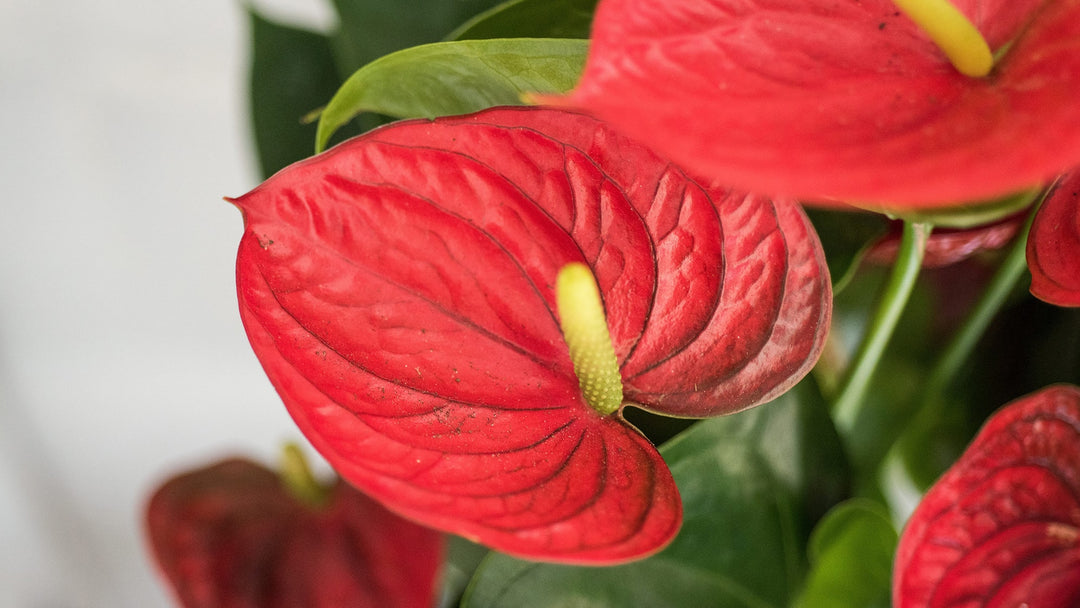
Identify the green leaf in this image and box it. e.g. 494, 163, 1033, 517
462, 379, 849, 608
324, 0, 507, 136
804, 208, 889, 296
315, 38, 588, 152
248, 8, 343, 177
447, 0, 600, 40
796, 499, 897, 608
436, 535, 489, 608
329, 0, 505, 74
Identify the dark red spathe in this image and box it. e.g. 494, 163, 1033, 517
1028, 172, 1080, 307
893, 384, 1080, 607
145, 458, 443, 608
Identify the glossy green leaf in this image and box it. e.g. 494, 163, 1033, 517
329, 0, 505, 74
324, 0, 505, 136
248, 9, 342, 177
447, 0, 599, 40
745, 379, 851, 528
796, 499, 897, 608
462, 379, 849, 608
315, 38, 587, 152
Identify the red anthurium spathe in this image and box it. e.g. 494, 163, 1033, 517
231, 106, 831, 563
867, 213, 1024, 268
145, 453, 442, 608
893, 384, 1080, 607
540, 0, 1080, 206
1028, 172, 1080, 307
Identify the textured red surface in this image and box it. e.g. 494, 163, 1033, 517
544, 0, 1080, 206
145, 458, 442, 608
1028, 173, 1080, 307
232, 107, 831, 563
893, 384, 1080, 607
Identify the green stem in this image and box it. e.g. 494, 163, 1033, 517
279, 442, 331, 507
833, 221, 932, 435
924, 217, 1033, 401
892, 203, 1038, 466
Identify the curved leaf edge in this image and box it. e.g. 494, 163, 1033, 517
315, 38, 588, 152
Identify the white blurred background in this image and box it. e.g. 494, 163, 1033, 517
0, 1, 335, 605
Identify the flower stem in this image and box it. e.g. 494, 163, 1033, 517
556, 262, 623, 416
892, 202, 1038, 465
279, 442, 331, 507
893, 0, 993, 77
926, 220, 1032, 401
833, 221, 931, 435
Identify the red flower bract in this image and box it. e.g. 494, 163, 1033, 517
232, 106, 831, 563
542, 0, 1080, 206
1028, 172, 1080, 307
893, 384, 1080, 607
866, 214, 1025, 268
145, 457, 442, 608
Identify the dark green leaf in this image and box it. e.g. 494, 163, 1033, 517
462, 380, 849, 608
436, 536, 489, 608
796, 500, 896, 608
248, 9, 342, 177
898, 394, 973, 490
315, 38, 588, 152
329, 0, 505, 74
898, 279, 1074, 490
804, 208, 889, 295
447, 0, 600, 40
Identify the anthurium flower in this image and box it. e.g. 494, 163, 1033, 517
893, 384, 1080, 607
145, 450, 442, 608
539, 0, 1080, 206
1028, 172, 1080, 307
231, 106, 831, 563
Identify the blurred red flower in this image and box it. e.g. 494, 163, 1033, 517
544, 0, 1080, 207
145, 455, 442, 608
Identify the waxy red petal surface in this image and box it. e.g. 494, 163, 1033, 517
544, 0, 1080, 206
1028, 172, 1080, 307
893, 384, 1080, 608
232, 107, 830, 562
145, 458, 442, 608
